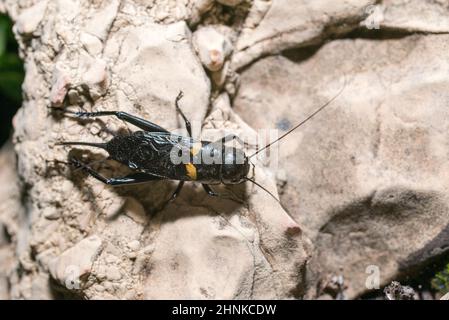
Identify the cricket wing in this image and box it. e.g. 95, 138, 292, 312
129, 132, 193, 179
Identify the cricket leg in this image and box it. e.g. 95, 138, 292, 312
202, 184, 244, 204
174, 91, 192, 138
167, 181, 185, 202
70, 158, 162, 186
202, 184, 220, 197
57, 110, 169, 133
155, 181, 185, 213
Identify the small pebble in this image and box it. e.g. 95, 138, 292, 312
193, 27, 233, 72
107, 266, 122, 281
43, 207, 60, 220
127, 240, 140, 251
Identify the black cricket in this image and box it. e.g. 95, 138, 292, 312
56, 88, 343, 204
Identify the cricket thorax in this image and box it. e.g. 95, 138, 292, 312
181, 144, 250, 184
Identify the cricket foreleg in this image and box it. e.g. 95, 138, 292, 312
154, 181, 185, 213
168, 181, 185, 202
202, 184, 219, 197
202, 184, 245, 204
174, 91, 192, 137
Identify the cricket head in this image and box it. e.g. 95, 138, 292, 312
221, 148, 250, 184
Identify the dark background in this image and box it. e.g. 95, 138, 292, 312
0, 14, 24, 147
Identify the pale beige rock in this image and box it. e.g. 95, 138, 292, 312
232, 0, 449, 70
380, 0, 449, 32
232, 0, 376, 69
104, 20, 211, 137
123, 0, 215, 25
84, 0, 120, 41
80, 32, 103, 56
49, 235, 103, 282
1, 0, 309, 300
15, 0, 48, 35
50, 64, 72, 107
80, 56, 108, 101
0, 144, 21, 300
234, 34, 449, 298
3, 0, 447, 301
193, 26, 233, 72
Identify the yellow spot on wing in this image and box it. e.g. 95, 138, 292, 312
185, 163, 197, 180
190, 142, 202, 156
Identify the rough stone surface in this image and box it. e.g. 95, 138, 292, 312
48, 235, 103, 287
231, 0, 449, 70
234, 34, 449, 298
1, 0, 449, 300
193, 26, 233, 72
0, 144, 22, 299
0, 0, 309, 300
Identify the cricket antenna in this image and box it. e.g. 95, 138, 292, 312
249, 77, 347, 159
245, 177, 281, 203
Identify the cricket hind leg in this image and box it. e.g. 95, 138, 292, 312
76, 92, 191, 136
56, 109, 169, 133
69, 158, 186, 203
69, 158, 163, 186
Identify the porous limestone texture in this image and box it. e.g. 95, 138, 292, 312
2, 0, 449, 300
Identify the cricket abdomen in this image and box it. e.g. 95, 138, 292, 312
104, 131, 246, 184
